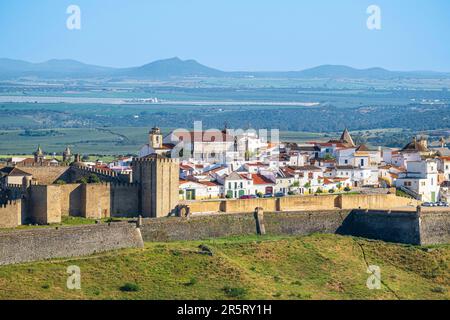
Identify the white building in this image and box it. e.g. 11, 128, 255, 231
395, 159, 440, 202
179, 180, 223, 200
437, 156, 450, 181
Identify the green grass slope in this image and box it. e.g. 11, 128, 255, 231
0, 234, 448, 300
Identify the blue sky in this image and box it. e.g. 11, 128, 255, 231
0, 0, 449, 71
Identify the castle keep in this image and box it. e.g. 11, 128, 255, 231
132, 155, 179, 218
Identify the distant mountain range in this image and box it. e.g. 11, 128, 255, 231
1, 57, 449, 80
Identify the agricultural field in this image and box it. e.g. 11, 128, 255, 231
1, 81, 450, 154
0, 234, 448, 300
0, 127, 329, 155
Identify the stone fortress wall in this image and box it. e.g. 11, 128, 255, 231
25, 183, 140, 224
0, 156, 448, 266
0, 222, 144, 265
0, 157, 180, 226
0, 200, 22, 229
1, 207, 449, 265
183, 193, 420, 214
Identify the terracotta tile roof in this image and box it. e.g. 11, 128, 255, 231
289, 165, 322, 172
251, 174, 274, 185
149, 143, 175, 150
8, 167, 33, 177
203, 166, 228, 173
199, 181, 222, 187
180, 164, 194, 170
356, 144, 370, 152
18, 158, 56, 166
246, 162, 267, 167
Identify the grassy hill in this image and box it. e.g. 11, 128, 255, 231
0, 234, 448, 300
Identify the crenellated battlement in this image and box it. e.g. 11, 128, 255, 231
132, 156, 179, 165
72, 164, 119, 177
5, 183, 23, 190
0, 199, 21, 208
112, 182, 140, 188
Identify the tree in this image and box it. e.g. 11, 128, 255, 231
77, 174, 100, 184
88, 174, 101, 183
291, 181, 300, 188
77, 177, 88, 184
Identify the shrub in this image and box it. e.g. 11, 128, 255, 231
88, 174, 101, 183
77, 174, 101, 184
315, 188, 323, 194
329, 189, 335, 194
344, 186, 352, 192
184, 278, 197, 286
77, 177, 88, 184
431, 286, 446, 294
120, 283, 140, 292
222, 286, 247, 298
273, 292, 282, 298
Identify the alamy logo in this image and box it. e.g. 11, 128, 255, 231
66, 265, 81, 290
366, 5, 381, 30
366, 265, 381, 290
66, 5, 81, 30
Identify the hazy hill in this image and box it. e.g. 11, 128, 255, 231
1, 57, 449, 80
0, 58, 114, 79
117, 57, 225, 78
